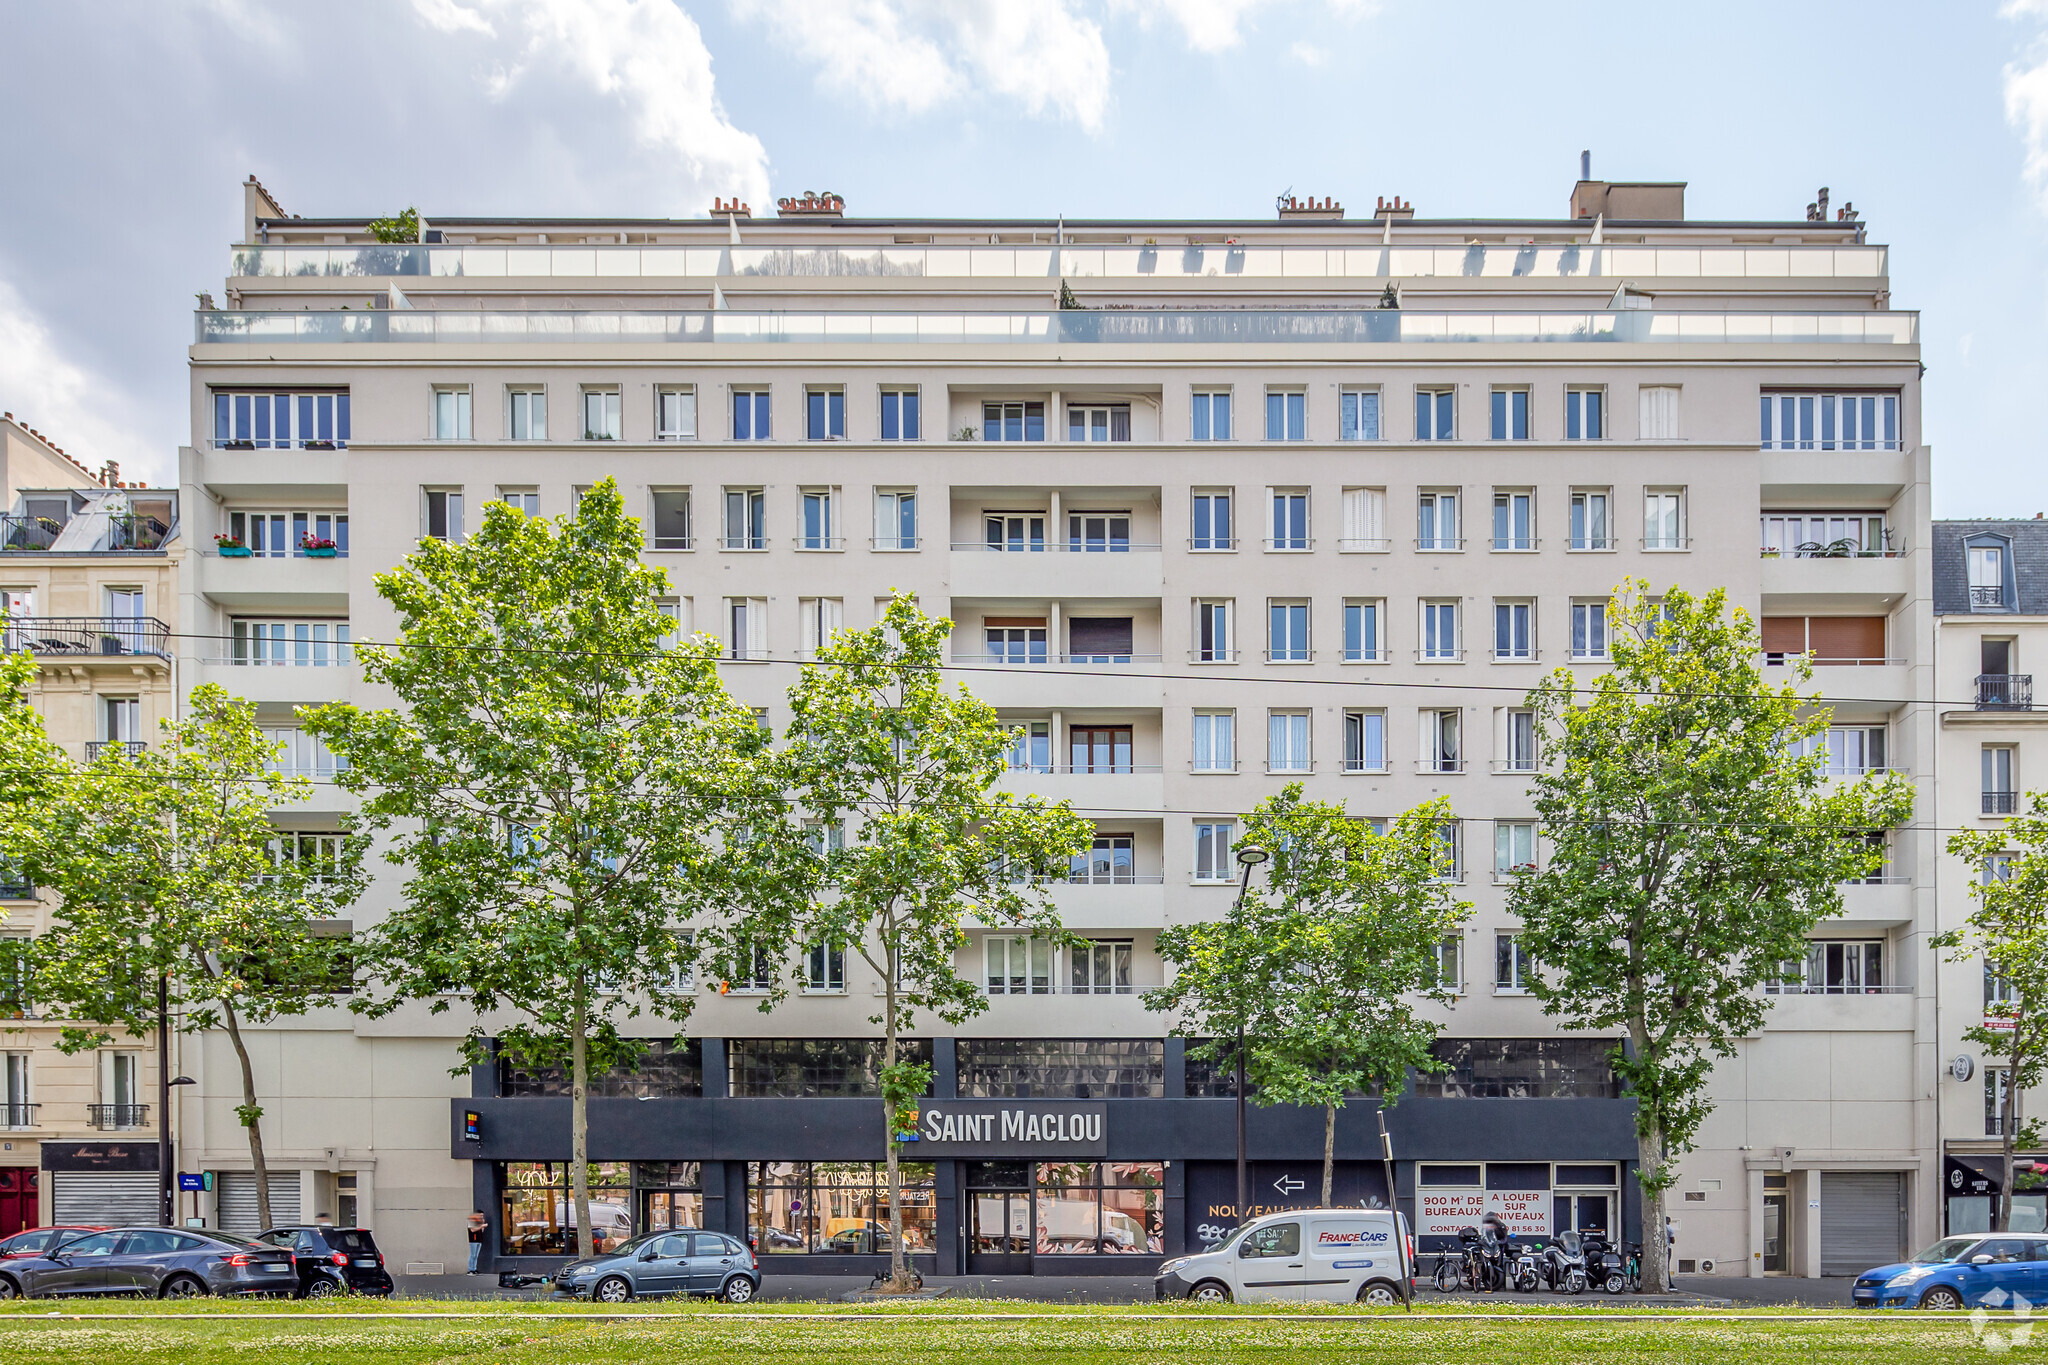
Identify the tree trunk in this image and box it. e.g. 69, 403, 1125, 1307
883, 941, 908, 1290
572, 968, 591, 1259
1638, 1124, 1669, 1294
219, 1001, 273, 1233
1321, 1103, 1337, 1206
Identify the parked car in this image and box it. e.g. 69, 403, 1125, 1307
0, 1226, 297, 1298
252, 1225, 395, 1298
551, 1229, 759, 1304
0, 1226, 103, 1260
1855, 1234, 2048, 1309
1154, 1207, 1413, 1306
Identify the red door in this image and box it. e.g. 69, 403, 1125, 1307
0, 1168, 37, 1236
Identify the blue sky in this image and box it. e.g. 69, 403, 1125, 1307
2, 0, 2044, 513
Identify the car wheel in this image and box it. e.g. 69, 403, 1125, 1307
1188, 1280, 1231, 1304
1919, 1285, 1965, 1311
1357, 1282, 1401, 1307
305, 1279, 340, 1299
594, 1276, 632, 1304
0, 1277, 17, 1301
721, 1277, 756, 1304
160, 1275, 209, 1300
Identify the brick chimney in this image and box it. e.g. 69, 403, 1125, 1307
776, 191, 846, 218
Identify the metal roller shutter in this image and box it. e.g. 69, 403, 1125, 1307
216, 1173, 302, 1235
1820, 1172, 1905, 1276
51, 1171, 159, 1226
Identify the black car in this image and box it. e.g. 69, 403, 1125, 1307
0, 1227, 298, 1298
253, 1225, 395, 1298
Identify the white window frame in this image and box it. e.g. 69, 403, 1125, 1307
879, 386, 921, 442
798, 487, 840, 551
874, 489, 918, 550
423, 488, 464, 543
1569, 489, 1614, 551
1343, 599, 1384, 664
1495, 933, 1534, 992
732, 387, 773, 441
1493, 600, 1534, 662
798, 598, 843, 657
804, 937, 846, 994
985, 934, 1055, 995
508, 386, 547, 441
655, 385, 697, 440
1420, 600, 1461, 662
1190, 389, 1232, 442
1494, 821, 1538, 879
494, 489, 540, 518
1341, 487, 1388, 552
1644, 489, 1688, 551
1344, 709, 1386, 773
1264, 388, 1307, 441
1564, 386, 1605, 441
1194, 821, 1237, 882
805, 386, 846, 442
1267, 710, 1311, 774
1267, 600, 1311, 664
1193, 599, 1234, 664
1488, 386, 1531, 441
981, 399, 1046, 443
1501, 708, 1538, 773
1066, 403, 1132, 443
1414, 386, 1456, 441
1268, 490, 1311, 551
723, 488, 766, 551
581, 388, 622, 441
650, 488, 691, 550
1421, 708, 1462, 774
1571, 600, 1609, 660
1340, 388, 1381, 442
1191, 711, 1236, 773
432, 386, 472, 441
1418, 490, 1461, 551
1491, 490, 1535, 551
1435, 936, 1465, 994
726, 597, 768, 662
1759, 391, 1900, 452
1191, 489, 1234, 551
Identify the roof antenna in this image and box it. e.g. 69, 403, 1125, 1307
1580, 149, 1591, 181
1274, 185, 1293, 215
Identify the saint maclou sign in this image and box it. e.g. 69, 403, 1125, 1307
904, 1101, 1109, 1157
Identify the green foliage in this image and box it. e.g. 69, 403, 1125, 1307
1941, 802, 2048, 1227
772, 591, 1092, 1284
0, 647, 65, 913
1057, 280, 1083, 310
1147, 789, 1469, 1199
366, 207, 420, 244
1508, 582, 1912, 1288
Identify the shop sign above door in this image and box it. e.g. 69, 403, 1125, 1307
906, 1102, 1108, 1157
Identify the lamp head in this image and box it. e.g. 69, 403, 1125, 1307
1236, 846, 1270, 868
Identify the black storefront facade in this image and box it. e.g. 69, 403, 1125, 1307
456, 1037, 1642, 1278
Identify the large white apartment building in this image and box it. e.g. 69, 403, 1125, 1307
159, 173, 1932, 1279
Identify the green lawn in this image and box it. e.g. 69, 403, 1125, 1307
0, 1302, 2003, 1365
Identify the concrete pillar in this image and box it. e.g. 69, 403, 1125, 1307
936, 1161, 961, 1275
1746, 1168, 1765, 1278
1164, 1038, 1187, 1099
300, 1167, 320, 1225
933, 1038, 957, 1099
701, 1039, 728, 1099
1164, 1159, 1187, 1255
1796, 1170, 1823, 1278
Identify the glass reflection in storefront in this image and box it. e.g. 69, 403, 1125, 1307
1035, 1162, 1164, 1254
745, 1162, 937, 1254
498, 1162, 632, 1257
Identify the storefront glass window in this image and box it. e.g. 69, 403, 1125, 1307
1411, 1038, 1622, 1098
727, 1040, 935, 1097
499, 1039, 701, 1097
636, 1161, 703, 1233
1033, 1161, 1164, 1254
957, 1039, 1165, 1098
744, 1161, 936, 1254
498, 1161, 632, 1256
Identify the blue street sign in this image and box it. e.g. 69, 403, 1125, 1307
177, 1173, 205, 1192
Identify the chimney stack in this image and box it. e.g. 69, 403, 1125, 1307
1580, 150, 1590, 181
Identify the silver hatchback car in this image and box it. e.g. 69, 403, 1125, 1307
552, 1229, 759, 1303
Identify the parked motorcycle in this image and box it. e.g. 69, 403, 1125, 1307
1508, 1237, 1542, 1293
1579, 1232, 1628, 1294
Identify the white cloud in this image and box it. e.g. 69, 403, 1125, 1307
1289, 39, 1327, 66
0, 276, 160, 484
734, 0, 1111, 131
1129, 0, 1269, 53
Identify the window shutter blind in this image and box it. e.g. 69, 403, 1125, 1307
1341, 488, 1385, 545
1807, 616, 1885, 663
746, 599, 768, 659
1068, 618, 1134, 654
1760, 617, 1807, 655
1639, 386, 1679, 439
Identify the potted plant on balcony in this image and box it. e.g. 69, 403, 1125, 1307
214, 533, 252, 559
300, 533, 339, 559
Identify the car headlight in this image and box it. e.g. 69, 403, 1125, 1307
1888, 1268, 1931, 1283
1156, 1258, 1191, 1277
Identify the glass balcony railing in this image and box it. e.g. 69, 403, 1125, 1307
231, 242, 1889, 283
197, 309, 1919, 347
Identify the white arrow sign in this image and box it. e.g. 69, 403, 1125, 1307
1274, 1175, 1305, 1195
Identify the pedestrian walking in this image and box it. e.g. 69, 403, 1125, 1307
467, 1210, 487, 1274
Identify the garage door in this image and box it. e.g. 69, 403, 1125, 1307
215, 1173, 302, 1235
51, 1171, 159, 1227
1820, 1172, 1905, 1276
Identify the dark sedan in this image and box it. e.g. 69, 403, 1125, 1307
0, 1227, 297, 1298
253, 1225, 394, 1298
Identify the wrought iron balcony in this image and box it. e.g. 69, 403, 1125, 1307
0, 1102, 37, 1129
1977, 674, 2033, 710
1971, 584, 2007, 610
86, 1103, 149, 1130
2, 617, 170, 660
84, 741, 147, 762
1985, 790, 2021, 816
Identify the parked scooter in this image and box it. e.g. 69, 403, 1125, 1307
1508, 1236, 1543, 1293
1476, 1214, 1514, 1292
1535, 1230, 1589, 1294
1579, 1232, 1628, 1294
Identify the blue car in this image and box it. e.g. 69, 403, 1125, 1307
550, 1229, 759, 1304
1854, 1234, 2048, 1309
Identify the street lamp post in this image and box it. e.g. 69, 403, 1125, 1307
1232, 845, 1268, 1234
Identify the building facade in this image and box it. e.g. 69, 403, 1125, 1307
0, 414, 182, 1234
172, 174, 1932, 1277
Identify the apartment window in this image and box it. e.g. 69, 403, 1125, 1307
654, 598, 688, 644
1789, 725, 1887, 776
1007, 721, 1051, 773
261, 726, 347, 778
1990, 1069, 2018, 1138
805, 939, 846, 993
985, 620, 1048, 665
1418, 490, 1460, 550
983, 401, 1045, 442
1344, 710, 1386, 773
423, 489, 464, 543
432, 387, 472, 441
1067, 512, 1130, 553
1767, 941, 1886, 995
1644, 490, 1687, 550
1269, 491, 1310, 550
1071, 940, 1134, 995
1503, 709, 1537, 772
726, 598, 767, 662
1268, 602, 1310, 663
1268, 711, 1310, 773
1433, 821, 1462, 881
1492, 491, 1534, 550
1070, 725, 1133, 775
802, 388, 846, 442
1071, 833, 1135, 885
1495, 822, 1537, 877
731, 388, 771, 440
2, 1053, 29, 1129
581, 389, 621, 441
1759, 391, 1900, 451
494, 490, 539, 517
1421, 601, 1460, 661
1344, 600, 1382, 662
799, 488, 838, 550
986, 935, 1054, 994
1759, 513, 1889, 558
1194, 822, 1236, 882
1564, 388, 1605, 441
1265, 389, 1306, 441
1969, 543, 2010, 610
230, 620, 351, 666
1067, 616, 1133, 663
1493, 601, 1534, 661
655, 386, 696, 440
228, 510, 350, 559
1068, 404, 1131, 442
1638, 385, 1680, 440
505, 386, 547, 440
879, 387, 921, 441
100, 1052, 141, 1127
1338, 486, 1387, 553
1191, 711, 1236, 773
651, 489, 691, 550
985, 513, 1047, 552
1434, 936, 1464, 993
1191, 390, 1232, 441
1424, 709, 1461, 773
1191, 491, 1233, 550
1984, 745, 2018, 815
1193, 600, 1233, 662
1489, 388, 1530, 441
1571, 601, 1609, 660
1495, 935, 1535, 992
724, 489, 765, 550
798, 598, 843, 657
1570, 490, 1613, 550
874, 490, 917, 550
1414, 387, 1455, 441
101, 696, 140, 744
212, 388, 350, 450
1340, 388, 1381, 441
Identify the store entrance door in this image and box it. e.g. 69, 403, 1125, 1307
965, 1163, 1033, 1276
0, 1168, 35, 1237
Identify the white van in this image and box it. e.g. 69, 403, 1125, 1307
1153, 1208, 1412, 1305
